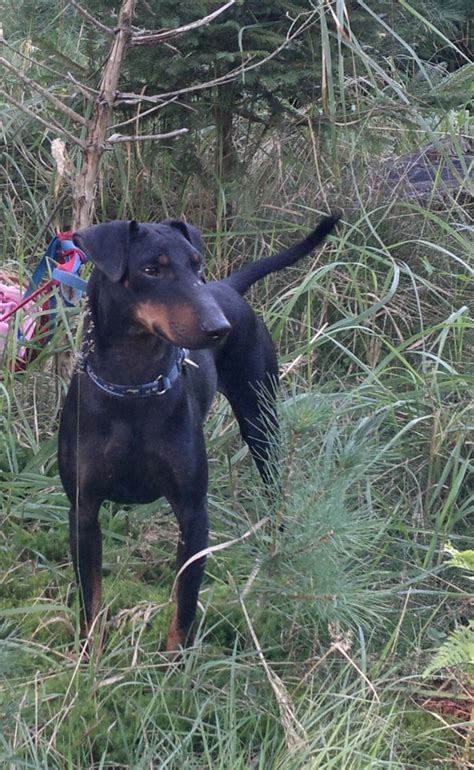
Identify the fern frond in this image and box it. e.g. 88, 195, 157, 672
423, 621, 474, 678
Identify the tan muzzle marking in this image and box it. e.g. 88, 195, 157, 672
134, 302, 199, 341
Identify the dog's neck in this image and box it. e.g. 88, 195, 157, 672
82, 285, 180, 387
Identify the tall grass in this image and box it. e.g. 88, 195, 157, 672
1, 1, 473, 767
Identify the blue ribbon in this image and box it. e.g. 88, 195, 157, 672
20, 235, 89, 349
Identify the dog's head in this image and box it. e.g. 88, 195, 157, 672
74, 220, 230, 349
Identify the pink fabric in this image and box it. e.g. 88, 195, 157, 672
0, 280, 37, 362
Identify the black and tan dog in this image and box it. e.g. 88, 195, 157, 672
58, 213, 340, 651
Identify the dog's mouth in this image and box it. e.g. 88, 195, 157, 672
133, 301, 231, 349
153, 323, 230, 350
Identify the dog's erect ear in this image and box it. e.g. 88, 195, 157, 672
73, 221, 139, 282
162, 219, 204, 256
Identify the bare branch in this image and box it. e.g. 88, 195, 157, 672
108, 97, 180, 130
105, 128, 188, 144
68, 0, 115, 36
1, 57, 87, 126
65, 73, 98, 100
1, 88, 86, 148
113, 91, 170, 105
132, 0, 235, 45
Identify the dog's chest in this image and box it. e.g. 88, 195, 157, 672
94, 409, 196, 502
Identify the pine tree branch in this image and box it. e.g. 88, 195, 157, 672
121, 11, 320, 103
102, 12, 319, 113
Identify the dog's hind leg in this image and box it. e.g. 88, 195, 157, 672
216, 322, 281, 490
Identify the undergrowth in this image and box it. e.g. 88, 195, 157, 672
1, 160, 472, 767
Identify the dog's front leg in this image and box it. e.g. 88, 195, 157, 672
69, 500, 103, 637
167, 496, 209, 652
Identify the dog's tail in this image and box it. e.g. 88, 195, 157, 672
222, 211, 341, 297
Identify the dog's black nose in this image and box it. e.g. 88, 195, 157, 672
200, 318, 231, 341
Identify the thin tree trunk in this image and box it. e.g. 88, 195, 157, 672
71, 0, 137, 230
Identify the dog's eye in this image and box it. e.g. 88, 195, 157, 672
143, 265, 160, 277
